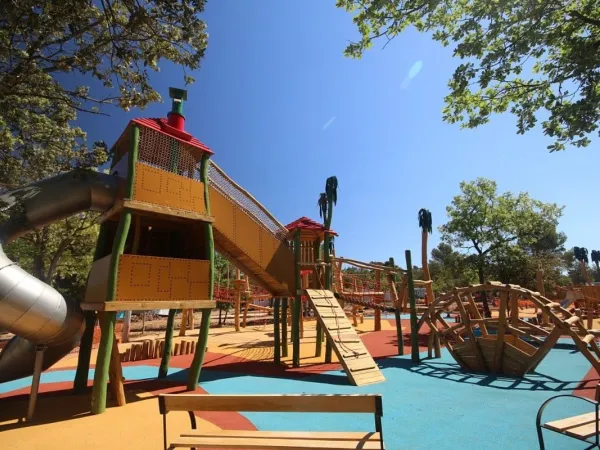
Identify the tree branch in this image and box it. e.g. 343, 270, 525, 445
569, 10, 600, 28
46, 239, 70, 282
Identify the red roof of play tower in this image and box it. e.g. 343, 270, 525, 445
285, 217, 338, 236
132, 117, 213, 155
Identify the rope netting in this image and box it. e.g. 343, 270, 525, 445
137, 127, 203, 179
336, 269, 398, 311
208, 162, 289, 241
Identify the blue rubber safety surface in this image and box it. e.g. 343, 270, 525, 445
0, 342, 594, 449
192, 344, 592, 449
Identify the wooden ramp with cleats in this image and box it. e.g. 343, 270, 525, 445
305, 289, 385, 386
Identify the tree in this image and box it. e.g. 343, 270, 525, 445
4, 212, 102, 298
337, 0, 600, 151
592, 250, 600, 281
574, 246, 592, 284
320, 176, 338, 289
418, 208, 435, 303
1, 1, 208, 149
592, 250, 600, 270
440, 178, 564, 316
564, 249, 589, 285
487, 220, 567, 290
214, 252, 231, 288
0, 139, 109, 299
0, 1, 208, 297
428, 243, 478, 294
216, 301, 232, 327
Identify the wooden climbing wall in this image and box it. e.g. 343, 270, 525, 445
305, 289, 385, 386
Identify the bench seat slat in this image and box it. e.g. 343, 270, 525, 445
161, 394, 379, 413
170, 436, 384, 449
545, 412, 599, 439
181, 431, 381, 441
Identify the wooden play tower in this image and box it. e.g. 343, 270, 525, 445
285, 217, 385, 386
78, 88, 216, 414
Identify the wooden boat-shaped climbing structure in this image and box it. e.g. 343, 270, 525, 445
421, 282, 600, 377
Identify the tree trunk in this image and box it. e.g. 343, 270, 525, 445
46, 240, 69, 282
477, 257, 491, 318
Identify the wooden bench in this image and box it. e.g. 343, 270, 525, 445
158, 393, 385, 449
536, 385, 600, 449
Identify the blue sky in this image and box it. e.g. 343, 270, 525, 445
75, 1, 600, 266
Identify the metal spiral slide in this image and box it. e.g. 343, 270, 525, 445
0, 171, 120, 382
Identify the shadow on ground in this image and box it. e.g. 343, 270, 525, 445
377, 356, 593, 394
0, 379, 188, 431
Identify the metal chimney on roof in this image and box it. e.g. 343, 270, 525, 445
167, 87, 187, 131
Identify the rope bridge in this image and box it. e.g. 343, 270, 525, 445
334, 292, 398, 313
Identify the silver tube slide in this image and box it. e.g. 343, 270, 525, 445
0, 170, 121, 383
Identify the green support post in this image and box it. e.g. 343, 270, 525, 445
158, 310, 176, 378
274, 298, 281, 364
292, 229, 301, 368
187, 309, 211, 390
394, 308, 404, 356
187, 153, 214, 389
320, 176, 337, 364
90, 125, 139, 415
315, 323, 323, 357
74, 224, 110, 393
91, 216, 131, 412
405, 250, 420, 363
324, 232, 333, 363
324, 338, 333, 362
91, 313, 115, 411
73, 311, 98, 393
389, 257, 404, 356
281, 298, 288, 358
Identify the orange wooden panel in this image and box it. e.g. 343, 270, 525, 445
209, 186, 235, 240
264, 240, 296, 293
235, 211, 262, 264
259, 226, 276, 267
116, 254, 210, 301
133, 162, 206, 214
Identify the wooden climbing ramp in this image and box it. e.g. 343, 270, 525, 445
305, 289, 385, 386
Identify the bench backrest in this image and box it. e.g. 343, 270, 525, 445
159, 394, 382, 415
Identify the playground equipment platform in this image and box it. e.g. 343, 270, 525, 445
306, 289, 385, 386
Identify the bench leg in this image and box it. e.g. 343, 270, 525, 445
536, 425, 545, 450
